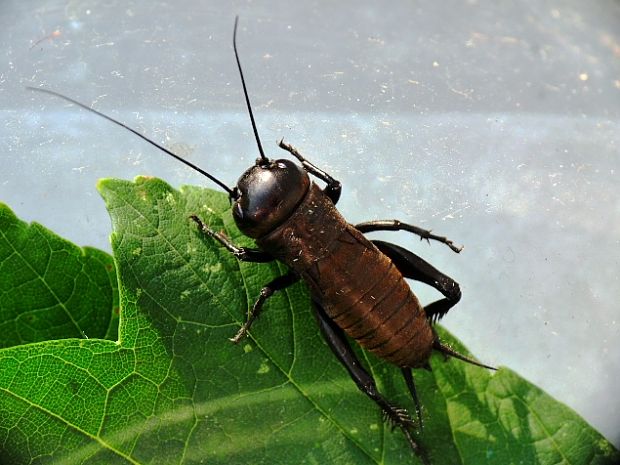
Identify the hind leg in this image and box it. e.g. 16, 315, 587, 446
373, 241, 496, 371
372, 240, 461, 322
313, 300, 429, 464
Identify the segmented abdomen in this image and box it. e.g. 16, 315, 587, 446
303, 225, 434, 368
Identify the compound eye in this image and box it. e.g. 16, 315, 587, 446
234, 201, 244, 220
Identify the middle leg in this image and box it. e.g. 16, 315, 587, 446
230, 272, 299, 343
356, 219, 463, 253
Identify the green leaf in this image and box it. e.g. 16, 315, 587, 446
0, 203, 118, 347
0, 178, 617, 464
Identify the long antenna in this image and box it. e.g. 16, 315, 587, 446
26, 86, 237, 198
233, 16, 268, 163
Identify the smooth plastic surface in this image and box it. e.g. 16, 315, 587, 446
1, 0, 619, 447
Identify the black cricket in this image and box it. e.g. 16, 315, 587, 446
29, 17, 495, 464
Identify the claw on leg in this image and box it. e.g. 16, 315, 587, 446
229, 326, 248, 344
380, 406, 430, 464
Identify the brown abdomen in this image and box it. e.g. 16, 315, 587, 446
257, 184, 434, 368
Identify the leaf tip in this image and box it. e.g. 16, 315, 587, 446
96, 177, 115, 195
